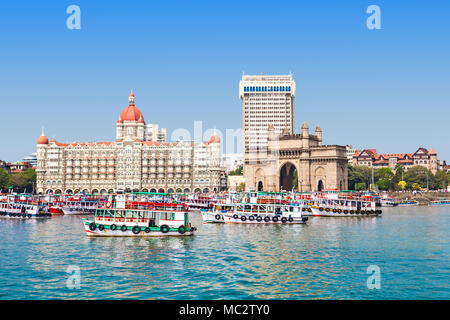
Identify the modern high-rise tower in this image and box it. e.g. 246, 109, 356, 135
239, 74, 296, 162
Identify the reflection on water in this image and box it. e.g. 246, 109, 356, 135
0, 207, 449, 299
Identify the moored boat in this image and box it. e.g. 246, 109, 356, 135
82, 196, 196, 237
429, 199, 450, 206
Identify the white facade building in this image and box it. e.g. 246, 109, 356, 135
239, 74, 296, 162
222, 153, 243, 172
36, 92, 224, 194
147, 124, 167, 142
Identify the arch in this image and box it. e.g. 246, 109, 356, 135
318, 180, 324, 192
46, 189, 53, 194
176, 188, 182, 193
132, 188, 139, 193
141, 188, 148, 193
183, 188, 190, 193
108, 189, 114, 194
203, 188, 209, 193
257, 181, 263, 191
150, 188, 157, 193
100, 189, 107, 195
65, 189, 73, 195
158, 188, 165, 193
91, 189, 99, 195
74, 189, 80, 194
279, 162, 297, 191
54, 189, 62, 194
167, 188, 174, 194
194, 188, 201, 193
125, 188, 132, 193
82, 189, 89, 194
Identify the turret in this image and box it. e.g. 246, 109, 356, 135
301, 122, 309, 148
315, 125, 322, 146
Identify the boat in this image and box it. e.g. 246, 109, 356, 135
62, 199, 101, 215
201, 203, 236, 223
221, 203, 308, 224
82, 195, 197, 237
429, 199, 450, 206
0, 202, 52, 219
379, 198, 398, 207
395, 200, 419, 206
306, 197, 382, 217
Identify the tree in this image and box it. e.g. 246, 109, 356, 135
403, 166, 435, 190
236, 182, 245, 192
412, 183, 421, 191
228, 167, 243, 176
0, 168, 10, 192
398, 180, 407, 190
355, 182, 366, 191
10, 168, 36, 193
348, 165, 372, 190
435, 171, 448, 189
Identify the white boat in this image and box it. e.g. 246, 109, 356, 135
0, 202, 51, 219
221, 203, 307, 224
306, 198, 381, 217
82, 195, 196, 237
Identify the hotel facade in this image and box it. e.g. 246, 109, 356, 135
36, 92, 224, 194
353, 147, 440, 174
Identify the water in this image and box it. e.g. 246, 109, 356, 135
0, 207, 448, 299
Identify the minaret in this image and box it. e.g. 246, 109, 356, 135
301, 122, 309, 148
315, 125, 322, 146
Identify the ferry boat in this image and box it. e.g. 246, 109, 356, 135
221, 203, 308, 224
429, 199, 450, 206
306, 198, 382, 217
0, 202, 52, 219
62, 199, 101, 215
395, 200, 419, 206
379, 198, 398, 207
201, 203, 235, 223
82, 196, 196, 237
181, 195, 216, 210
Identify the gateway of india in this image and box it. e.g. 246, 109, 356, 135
36, 92, 224, 194
241, 74, 348, 192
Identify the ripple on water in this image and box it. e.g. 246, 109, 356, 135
0, 207, 449, 299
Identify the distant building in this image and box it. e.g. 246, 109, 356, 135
240, 74, 296, 163
443, 165, 450, 173
5, 162, 32, 174
346, 145, 360, 165
353, 147, 440, 174
222, 153, 243, 173
147, 124, 167, 142
23, 152, 37, 167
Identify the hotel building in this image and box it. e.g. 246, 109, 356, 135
36, 92, 224, 194
353, 147, 440, 174
239, 74, 296, 162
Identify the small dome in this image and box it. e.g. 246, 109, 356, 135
37, 135, 48, 145
118, 92, 144, 122
208, 135, 221, 144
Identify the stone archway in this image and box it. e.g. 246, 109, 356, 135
257, 181, 263, 191
279, 162, 297, 191
318, 180, 324, 192
158, 188, 165, 193
65, 189, 73, 194
150, 188, 157, 193
183, 188, 190, 193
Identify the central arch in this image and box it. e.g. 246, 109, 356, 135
279, 162, 297, 191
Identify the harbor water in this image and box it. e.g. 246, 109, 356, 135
0, 206, 448, 299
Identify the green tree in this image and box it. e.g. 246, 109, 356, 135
403, 166, 436, 190
435, 171, 448, 189
412, 182, 421, 191
228, 167, 243, 176
348, 165, 372, 190
236, 182, 245, 192
0, 168, 11, 192
355, 182, 366, 191
11, 168, 36, 193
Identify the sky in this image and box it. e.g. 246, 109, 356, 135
0, 0, 449, 163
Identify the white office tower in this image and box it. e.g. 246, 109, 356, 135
239, 74, 296, 162
147, 124, 167, 142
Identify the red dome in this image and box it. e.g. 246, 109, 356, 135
119, 105, 144, 122
208, 135, 221, 144
37, 135, 49, 145
118, 92, 144, 122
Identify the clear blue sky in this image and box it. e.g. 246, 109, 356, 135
0, 0, 449, 162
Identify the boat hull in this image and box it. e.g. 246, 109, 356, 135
308, 206, 381, 217
82, 219, 195, 237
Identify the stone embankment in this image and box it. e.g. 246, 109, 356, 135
387, 191, 449, 205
